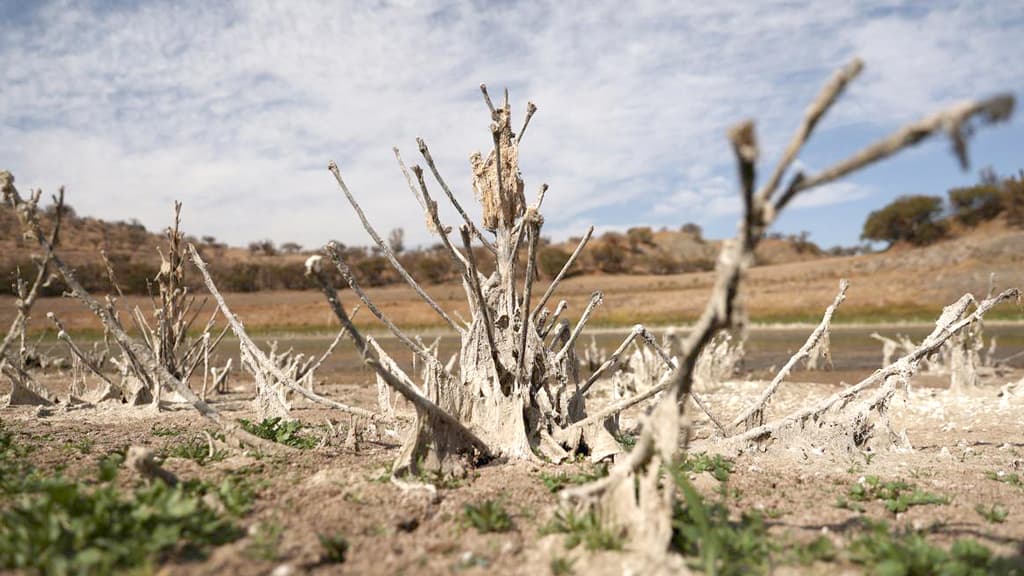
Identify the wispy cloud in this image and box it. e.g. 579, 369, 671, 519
1, 0, 1021, 248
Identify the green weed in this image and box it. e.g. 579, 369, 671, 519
975, 503, 1009, 524
541, 509, 623, 551
550, 555, 576, 575
539, 465, 608, 493
317, 533, 349, 564
238, 417, 318, 449
462, 500, 513, 533
847, 476, 949, 513
680, 452, 735, 482
849, 520, 1016, 575
246, 520, 283, 561
164, 434, 227, 465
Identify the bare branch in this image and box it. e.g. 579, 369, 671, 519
758, 58, 864, 202
775, 94, 1015, 212
555, 291, 603, 362
725, 288, 1019, 448
328, 160, 462, 333
517, 101, 537, 144
532, 225, 594, 318
322, 245, 431, 359
48, 312, 117, 389
730, 279, 849, 431
516, 211, 541, 383
393, 147, 427, 211
417, 138, 496, 254
412, 165, 474, 275
480, 83, 496, 117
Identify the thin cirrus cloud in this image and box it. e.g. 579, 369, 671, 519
0, 0, 1021, 250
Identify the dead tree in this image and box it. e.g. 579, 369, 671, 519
0, 186, 65, 405
1, 172, 282, 451
295, 86, 738, 477
561, 58, 1014, 567
50, 204, 229, 405
189, 247, 381, 426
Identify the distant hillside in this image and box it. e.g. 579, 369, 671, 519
1, 205, 831, 295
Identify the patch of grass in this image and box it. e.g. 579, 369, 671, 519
787, 536, 837, 566
976, 503, 1009, 524
317, 533, 349, 564
539, 465, 608, 493
0, 423, 38, 493
846, 476, 949, 513
462, 500, 513, 533
246, 520, 283, 561
671, 471, 772, 575
849, 520, 1016, 575
415, 465, 477, 489
150, 424, 183, 437
834, 496, 866, 513
0, 456, 242, 574
164, 434, 227, 465
550, 555, 576, 575
238, 417, 318, 449
986, 470, 1024, 490
669, 464, 858, 574
215, 475, 257, 517
541, 509, 624, 551
70, 437, 94, 454
680, 452, 734, 482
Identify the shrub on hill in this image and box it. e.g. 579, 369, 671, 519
861, 195, 947, 247
949, 184, 1004, 226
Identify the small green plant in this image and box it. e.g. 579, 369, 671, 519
847, 476, 948, 513
849, 520, 1011, 575
671, 471, 772, 575
71, 437, 94, 454
239, 417, 318, 449
318, 533, 349, 564
986, 470, 1024, 490
0, 459, 242, 573
539, 465, 608, 493
164, 434, 227, 465
216, 475, 257, 517
975, 503, 1009, 524
150, 424, 183, 437
0, 423, 38, 493
834, 496, 866, 513
788, 536, 837, 566
462, 500, 513, 533
541, 509, 624, 551
246, 520, 283, 561
550, 555, 576, 575
680, 452, 734, 482
614, 432, 637, 450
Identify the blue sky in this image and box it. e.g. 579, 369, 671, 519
1, 0, 1022, 250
